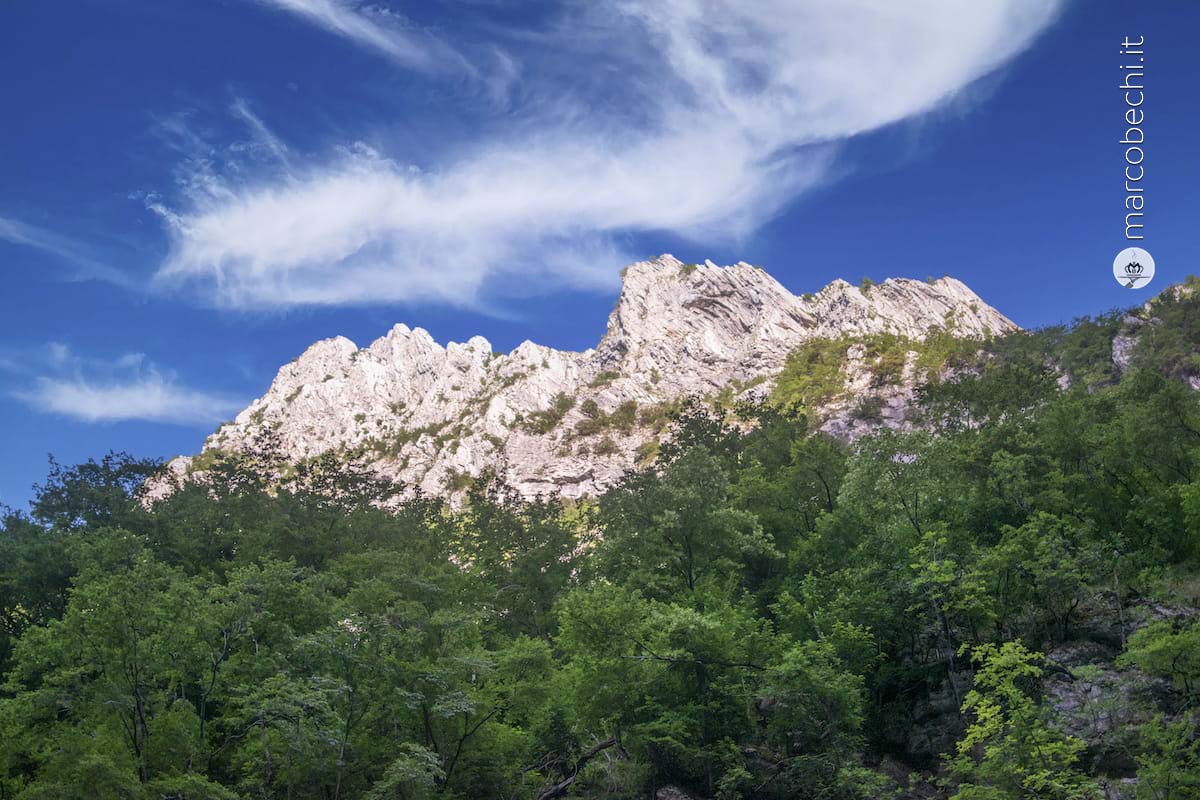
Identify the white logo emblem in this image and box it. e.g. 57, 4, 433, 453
1113, 247, 1154, 289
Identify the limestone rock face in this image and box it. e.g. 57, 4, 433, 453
1109, 280, 1200, 385
171, 255, 1017, 500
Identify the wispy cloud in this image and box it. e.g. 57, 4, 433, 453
230, 96, 293, 170
24, 375, 241, 424
8, 344, 243, 425
0, 217, 79, 259
249, 0, 473, 74
155, 0, 1064, 310
0, 217, 133, 286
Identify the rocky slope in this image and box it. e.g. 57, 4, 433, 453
1112, 279, 1200, 389
166, 255, 1017, 499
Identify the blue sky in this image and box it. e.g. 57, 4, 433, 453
1, 0, 1198, 509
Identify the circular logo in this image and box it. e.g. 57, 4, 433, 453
1113, 247, 1155, 289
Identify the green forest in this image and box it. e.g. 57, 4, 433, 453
3, 284, 1200, 800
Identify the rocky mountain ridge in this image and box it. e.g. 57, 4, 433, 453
166, 255, 1017, 499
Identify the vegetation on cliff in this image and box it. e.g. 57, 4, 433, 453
2, 293, 1200, 800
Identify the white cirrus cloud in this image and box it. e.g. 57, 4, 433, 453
248, 0, 474, 74
154, 0, 1065, 311
0, 216, 134, 286
0, 217, 82, 261
229, 97, 294, 170
10, 345, 243, 425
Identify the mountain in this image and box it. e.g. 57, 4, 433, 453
164, 255, 1017, 499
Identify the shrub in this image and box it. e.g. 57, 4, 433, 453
946, 642, 1096, 800
443, 469, 474, 492
608, 401, 637, 434
1118, 621, 1200, 703
521, 393, 576, 434
852, 395, 885, 423
574, 400, 639, 437
770, 338, 850, 415
861, 334, 908, 387
638, 400, 682, 433
635, 439, 660, 465
588, 370, 620, 389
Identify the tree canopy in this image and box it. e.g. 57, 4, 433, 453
3, 299, 1200, 799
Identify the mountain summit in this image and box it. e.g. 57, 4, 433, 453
167, 255, 1016, 499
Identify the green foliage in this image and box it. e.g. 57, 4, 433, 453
607, 400, 637, 431
593, 436, 619, 456
1133, 716, 1200, 800
521, 392, 576, 434
32, 452, 160, 531
369, 420, 451, 457
496, 369, 529, 390
770, 337, 850, 415
958, 284, 1200, 393
981, 512, 1101, 639
588, 370, 620, 388
914, 328, 985, 375
597, 446, 776, 596
444, 468, 474, 492
1119, 621, 1200, 705
852, 394, 884, 422
574, 399, 638, 437
758, 640, 872, 797
365, 744, 444, 800
947, 642, 1097, 800
992, 314, 1123, 388
772, 332, 984, 419
1134, 278, 1200, 380
862, 333, 908, 386
638, 398, 683, 433
4, 288, 1200, 798
635, 438, 660, 465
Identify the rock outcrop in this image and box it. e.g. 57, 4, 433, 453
1109, 278, 1200, 390
169, 255, 1016, 500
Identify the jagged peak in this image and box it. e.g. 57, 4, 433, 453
604, 256, 1014, 351
612, 255, 793, 309
288, 336, 358, 374
179, 255, 1019, 504
364, 323, 441, 361
380, 322, 438, 345
820, 278, 854, 292
619, 254, 772, 284
364, 325, 492, 359
928, 275, 969, 290
616, 254, 681, 284
446, 335, 492, 357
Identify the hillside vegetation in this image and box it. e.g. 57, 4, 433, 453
2, 288, 1200, 800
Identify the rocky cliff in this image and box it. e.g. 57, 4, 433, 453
167, 255, 1017, 499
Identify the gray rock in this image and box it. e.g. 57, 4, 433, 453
158, 255, 1016, 502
